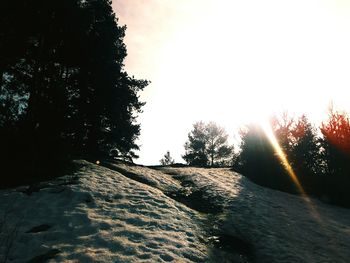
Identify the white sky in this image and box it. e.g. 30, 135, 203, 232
113, 0, 350, 165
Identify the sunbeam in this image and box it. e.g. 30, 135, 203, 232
260, 120, 326, 224
260, 121, 306, 196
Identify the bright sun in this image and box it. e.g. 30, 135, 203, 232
150, 0, 350, 129
117, 0, 350, 164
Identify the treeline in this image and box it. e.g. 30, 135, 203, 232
235, 110, 350, 207
0, 0, 148, 187
178, 110, 350, 207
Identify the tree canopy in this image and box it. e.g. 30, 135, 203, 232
160, 151, 175, 166
0, 0, 148, 186
183, 121, 233, 167
235, 111, 350, 207
321, 109, 350, 176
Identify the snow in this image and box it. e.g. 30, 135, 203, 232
1, 160, 349, 262
0, 161, 206, 262
160, 167, 350, 263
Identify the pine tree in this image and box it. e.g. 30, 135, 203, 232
183, 122, 233, 167
0, 0, 148, 185
320, 109, 350, 176
160, 151, 175, 166
289, 115, 323, 176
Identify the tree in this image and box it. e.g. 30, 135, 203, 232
183, 121, 233, 167
319, 108, 350, 206
235, 114, 322, 193
235, 123, 292, 191
0, 0, 148, 186
320, 109, 350, 176
236, 111, 350, 207
269, 112, 295, 153
289, 115, 323, 176
160, 151, 175, 166
321, 109, 350, 154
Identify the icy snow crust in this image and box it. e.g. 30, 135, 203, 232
160, 167, 350, 263
0, 161, 207, 262
1, 161, 350, 262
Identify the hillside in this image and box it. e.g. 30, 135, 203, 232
1, 160, 349, 262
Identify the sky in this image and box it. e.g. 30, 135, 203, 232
112, 0, 350, 165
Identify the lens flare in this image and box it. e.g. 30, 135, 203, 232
259, 120, 327, 224
260, 121, 306, 196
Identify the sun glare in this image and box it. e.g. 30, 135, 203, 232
116, 0, 350, 164
260, 120, 306, 195
260, 119, 325, 223
150, 0, 348, 129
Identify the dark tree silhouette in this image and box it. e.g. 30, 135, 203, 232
235, 123, 294, 192
236, 113, 320, 193
321, 109, 350, 157
0, 0, 148, 186
183, 122, 208, 166
183, 121, 233, 167
160, 151, 175, 166
321, 110, 350, 174
289, 115, 323, 176
319, 109, 350, 205
235, 111, 350, 207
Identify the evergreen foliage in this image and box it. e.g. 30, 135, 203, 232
235, 112, 350, 207
159, 151, 175, 166
183, 122, 233, 167
289, 115, 324, 176
0, 0, 148, 187
320, 109, 350, 206
236, 123, 295, 192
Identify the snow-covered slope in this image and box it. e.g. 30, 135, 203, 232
0, 161, 207, 262
1, 161, 349, 262
160, 167, 350, 263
